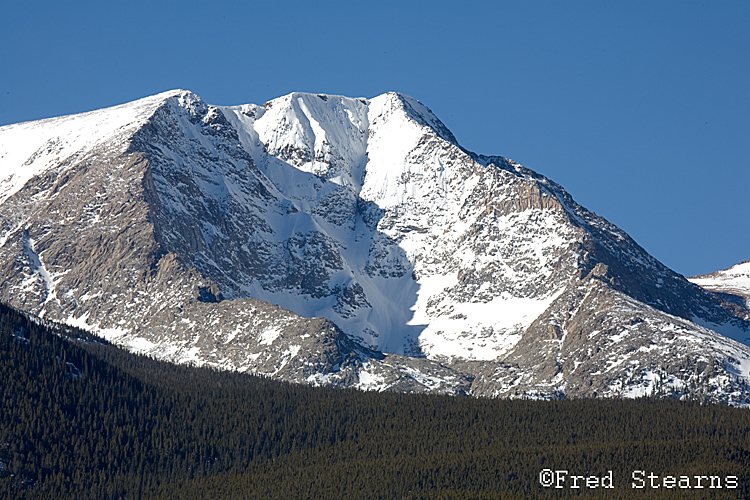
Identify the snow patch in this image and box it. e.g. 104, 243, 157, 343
258, 327, 282, 346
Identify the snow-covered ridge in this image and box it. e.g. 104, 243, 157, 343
0, 90, 188, 205
221, 91, 456, 195
690, 261, 750, 293
689, 261, 750, 306
244, 92, 369, 191
0, 89, 455, 206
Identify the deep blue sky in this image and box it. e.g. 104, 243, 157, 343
1, 1, 747, 277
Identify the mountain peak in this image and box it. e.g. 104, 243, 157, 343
382, 92, 459, 146
2, 89, 750, 405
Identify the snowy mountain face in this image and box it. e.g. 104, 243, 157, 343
1, 90, 749, 404
690, 262, 750, 309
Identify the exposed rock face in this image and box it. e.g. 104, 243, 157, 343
1, 89, 749, 404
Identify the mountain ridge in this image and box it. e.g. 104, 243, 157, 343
1, 89, 749, 403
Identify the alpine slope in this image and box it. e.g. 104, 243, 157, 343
1, 90, 749, 404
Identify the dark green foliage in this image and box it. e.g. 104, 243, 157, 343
1, 301, 749, 499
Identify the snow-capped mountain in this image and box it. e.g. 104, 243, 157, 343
1, 89, 749, 404
690, 262, 750, 310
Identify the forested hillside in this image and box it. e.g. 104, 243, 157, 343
1, 302, 749, 499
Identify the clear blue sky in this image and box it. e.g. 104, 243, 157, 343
1, 1, 747, 277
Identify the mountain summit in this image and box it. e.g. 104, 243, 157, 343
1, 90, 749, 403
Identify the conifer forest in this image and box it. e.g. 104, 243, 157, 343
1, 302, 749, 499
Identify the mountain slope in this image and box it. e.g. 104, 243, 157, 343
1, 89, 748, 403
690, 262, 750, 310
